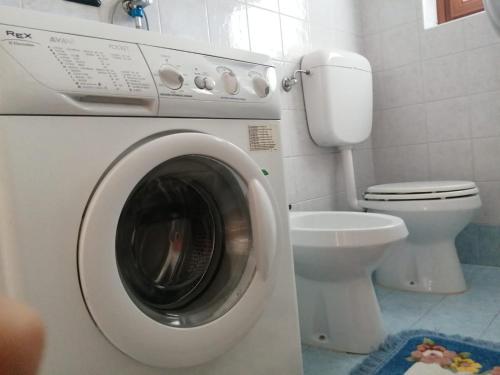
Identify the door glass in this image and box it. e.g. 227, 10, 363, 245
116, 156, 255, 328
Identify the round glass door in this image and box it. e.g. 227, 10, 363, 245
78, 132, 278, 368
116, 156, 255, 327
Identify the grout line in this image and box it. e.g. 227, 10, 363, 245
480, 309, 500, 338
410, 294, 448, 329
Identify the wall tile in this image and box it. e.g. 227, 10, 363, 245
373, 144, 429, 183
422, 52, 467, 101
466, 44, 500, 95
379, 0, 418, 31
473, 137, 500, 181
360, 0, 382, 35
307, 0, 334, 31
279, 0, 308, 20
420, 18, 465, 60
158, 0, 210, 43
293, 153, 336, 201
426, 97, 470, 142
332, 0, 362, 35
363, 33, 383, 72
0, 0, 20, 6
246, 0, 278, 11
476, 182, 500, 226
456, 223, 479, 265
373, 104, 427, 148
247, 6, 283, 58
292, 195, 335, 211
464, 12, 500, 50
280, 15, 310, 63
381, 22, 420, 70
428, 140, 474, 180
207, 0, 250, 50
380, 63, 423, 109
469, 91, 500, 138
476, 225, 500, 267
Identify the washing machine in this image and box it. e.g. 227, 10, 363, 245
0, 6, 303, 374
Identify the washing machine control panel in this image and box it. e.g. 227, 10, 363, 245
0, 21, 279, 118
139, 45, 276, 116
0, 25, 157, 98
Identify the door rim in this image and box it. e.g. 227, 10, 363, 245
78, 132, 279, 368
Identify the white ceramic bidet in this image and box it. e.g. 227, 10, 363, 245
290, 211, 408, 354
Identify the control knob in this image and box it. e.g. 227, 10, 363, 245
194, 76, 216, 91
222, 71, 239, 95
252, 76, 270, 98
159, 66, 184, 90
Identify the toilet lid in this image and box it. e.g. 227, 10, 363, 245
364, 181, 478, 201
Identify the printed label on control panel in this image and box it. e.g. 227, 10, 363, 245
248, 125, 278, 151
0, 26, 156, 97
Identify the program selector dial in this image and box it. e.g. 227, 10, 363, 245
222, 71, 239, 95
158, 65, 184, 90
252, 76, 270, 98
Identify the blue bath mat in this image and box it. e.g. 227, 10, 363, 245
350, 330, 500, 375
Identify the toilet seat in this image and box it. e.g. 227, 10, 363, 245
364, 181, 478, 201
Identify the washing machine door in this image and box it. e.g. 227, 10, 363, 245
78, 132, 279, 368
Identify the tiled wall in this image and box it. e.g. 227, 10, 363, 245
0, 0, 370, 211
360, 0, 500, 264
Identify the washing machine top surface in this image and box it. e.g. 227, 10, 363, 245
365, 181, 478, 201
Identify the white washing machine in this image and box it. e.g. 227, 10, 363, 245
0, 7, 303, 374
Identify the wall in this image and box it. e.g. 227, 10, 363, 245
361, 0, 500, 265
0, 0, 369, 211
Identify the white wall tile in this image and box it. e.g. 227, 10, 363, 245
158, 0, 210, 43
473, 137, 500, 181
379, 0, 418, 31
246, 0, 278, 11
428, 140, 474, 180
475, 182, 500, 226
280, 15, 310, 63
372, 104, 427, 148
363, 33, 383, 71
278, 0, 308, 20
469, 91, 500, 138
464, 12, 500, 50
381, 22, 420, 69
207, 0, 250, 50
373, 144, 429, 183
466, 44, 500, 95
426, 97, 470, 142
420, 18, 465, 60
360, 0, 382, 35
332, 0, 361, 35
0, 0, 20, 6
307, 0, 334, 31
380, 63, 423, 109
247, 6, 283, 58
422, 52, 467, 101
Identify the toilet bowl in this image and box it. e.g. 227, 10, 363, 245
362, 181, 481, 294
290, 211, 408, 354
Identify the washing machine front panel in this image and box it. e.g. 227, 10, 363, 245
78, 132, 278, 368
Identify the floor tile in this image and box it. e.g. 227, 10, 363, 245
302, 265, 500, 375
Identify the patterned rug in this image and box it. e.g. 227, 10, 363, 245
350, 330, 500, 375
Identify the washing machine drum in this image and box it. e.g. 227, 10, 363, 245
78, 133, 278, 368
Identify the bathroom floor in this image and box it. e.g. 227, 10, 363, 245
302, 264, 500, 374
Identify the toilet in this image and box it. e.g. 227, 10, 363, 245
300, 49, 482, 295
290, 211, 408, 354
363, 181, 481, 293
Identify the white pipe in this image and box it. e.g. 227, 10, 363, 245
340, 147, 362, 211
